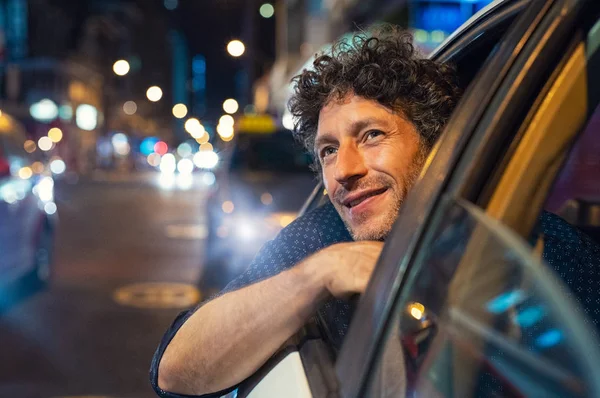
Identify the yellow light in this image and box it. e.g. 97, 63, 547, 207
184, 117, 204, 137
221, 134, 234, 142
123, 101, 137, 115
261, 192, 273, 205
146, 86, 163, 102
408, 302, 425, 320
48, 127, 63, 143
431, 30, 445, 43
18, 166, 33, 180
217, 123, 234, 139
279, 215, 295, 228
227, 40, 245, 57
222, 201, 234, 213
196, 132, 210, 144
172, 103, 188, 119
24, 139, 37, 153
223, 98, 239, 114
113, 59, 130, 76
38, 136, 53, 151
32, 161, 44, 174
219, 114, 234, 126
199, 142, 213, 152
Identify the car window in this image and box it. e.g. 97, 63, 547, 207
365, 197, 600, 398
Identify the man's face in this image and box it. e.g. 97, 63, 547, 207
316, 95, 425, 241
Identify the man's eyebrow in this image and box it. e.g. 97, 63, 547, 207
314, 117, 391, 151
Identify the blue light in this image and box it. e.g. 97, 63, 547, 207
514, 306, 546, 328
536, 329, 563, 348
486, 289, 526, 314
192, 55, 206, 74
140, 137, 159, 156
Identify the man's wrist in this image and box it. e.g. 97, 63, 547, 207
290, 253, 332, 304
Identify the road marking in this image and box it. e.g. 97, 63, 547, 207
113, 282, 201, 309
165, 224, 208, 240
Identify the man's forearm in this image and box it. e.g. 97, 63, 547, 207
158, 262, 328, 395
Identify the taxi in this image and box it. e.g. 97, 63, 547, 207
233, 0, 600, 396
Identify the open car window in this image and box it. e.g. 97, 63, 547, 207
366, 197, 600, 398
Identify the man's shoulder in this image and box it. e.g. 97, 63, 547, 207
284, 201, 352, 246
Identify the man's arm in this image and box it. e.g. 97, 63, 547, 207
157, 241, 383, 396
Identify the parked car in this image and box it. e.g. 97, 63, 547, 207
232, 0, 600, 397
201, 127, 316, 294
0, 112, 56, 296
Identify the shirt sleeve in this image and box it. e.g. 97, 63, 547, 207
150, 213, 325, 397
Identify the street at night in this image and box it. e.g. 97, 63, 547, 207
0, 172, 210, 397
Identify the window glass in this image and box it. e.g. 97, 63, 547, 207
366, 197, 600, 397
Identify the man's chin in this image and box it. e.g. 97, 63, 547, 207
346, 220, 391, 241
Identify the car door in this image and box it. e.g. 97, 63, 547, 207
338, 0, 600, 397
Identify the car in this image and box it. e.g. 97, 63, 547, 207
227, 0, 600, 397
201, 125, 316, 295
0, 112, 57, 301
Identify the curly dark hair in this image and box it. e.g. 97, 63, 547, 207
289, 25, 461, 174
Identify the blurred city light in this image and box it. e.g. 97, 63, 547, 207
50, 159, 66, 175
164, 0, 178, 10
112, 133, 131, 156
217, 123, 234, 140
223, 98, 239, 114
176, 173, 193, 190
282, 111, 294, 130
160, 153, 177, 174
48, 127, 63, 143
227, 40, 245, 57
44, 202, 57, 215
32, 161, 44, 174
18, 166, 32, 180
113, 60, 131, 76
236, 220, 255, 241
30, 99, 58, 122
140, 137, 159, 156
38, 136, 53, 151
24, 140, 36, 153
219, 114, 234, 126
172, 103, 188, 119
408, 302, 425, 320
35, 177, 54, 202
147, 153, 161, 167
184, 117, 204, 137
177, 142, 193, 158
177, 158, 194, 174
259, 3, 275, 18
195, 131, 210, 144
59, 104, 73, 121
158, 172, 175, 190
123, 101, 137, 115
221, 200, 234, 213
199, 142, 213, 152
75, 104, 98, 131
201, 172, 216, 186
154, 141, 169, 156
261, 192, 273, 205
146, 86, 163, 102
193, 150, 219, 169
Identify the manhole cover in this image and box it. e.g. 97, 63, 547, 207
113, 282, 201, 309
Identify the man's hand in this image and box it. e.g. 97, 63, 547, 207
301, 241, 384, 299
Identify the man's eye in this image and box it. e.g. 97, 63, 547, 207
366, 130, 383, 140
320, 147, 337, 159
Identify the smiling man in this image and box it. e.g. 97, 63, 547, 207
151, 26, 459, 397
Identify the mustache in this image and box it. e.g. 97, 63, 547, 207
332, 175, 392, 204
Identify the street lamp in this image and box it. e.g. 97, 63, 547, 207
113, 60, 130, 76
146, 86, 163, 102
227, 40, 245, 57
223, 99, 239, 114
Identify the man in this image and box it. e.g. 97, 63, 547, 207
150, 26, 599, 397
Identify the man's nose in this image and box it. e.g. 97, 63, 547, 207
333, 143, 368, 185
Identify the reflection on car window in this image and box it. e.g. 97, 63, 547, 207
367, 198, 600, 398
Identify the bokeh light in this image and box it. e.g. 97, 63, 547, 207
32, 161, 44, 174
113, 60, 130, 76
24, 140, 36, 153
154, 141, 169, 156
160, 153, 177, 174
48, 127, 63, 143
222, 200, 234, 213
177, 158, 194, 174
50, 159, 66, 174
164, 0, 178, 10
177, 142, 193, 158
146, 86, 163, 102
217, 124, 234, 140
199, 142, 213, 152
172, 103, 188, 119
259, 3, 275, 18
193, 150, 219, 169
223, 99, 239, 114
38, 136, 53, 151
18, 167, 33, 180
147, 153, 161, 167
226, 40, 245, 57
219, 115, 234, 126
123, 101, 137, 115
